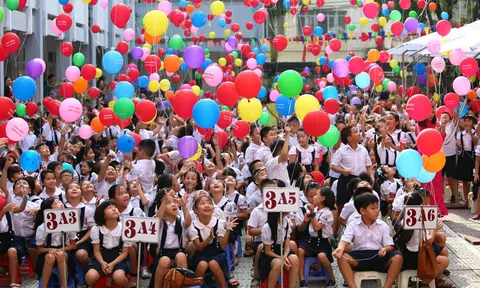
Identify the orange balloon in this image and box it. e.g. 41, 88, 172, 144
428, 2, 437, 10
367, 49, 380, 62
422, 151, 446, 173
90, 116, 104, 133
185, 4, 194, 13
144, 32, 161, 44
468, 90, 476, 101
165, 90, 174, 101
164, 55, 181, 73
428, 75, 438, 87
194, 3, 201, 8
73, 77, 88, 94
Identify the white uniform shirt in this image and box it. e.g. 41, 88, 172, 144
95, 178, 122, 199
248, 204, 268, 242
90, 224, 131, 249
254, 146, 273, 164
266, 156, 290, 187
443, 122, 457, 157
308, 207, 334, 238
10, 197, 39, 237
120, 204, 145, 220
245, 143, 261, 164
289, 145, 319, 166
158, 217, 187, 249
126, 159, 156, 193
65, 202, 95, 231
261, 217, 292, 245
188, 217, 226, 245
341, 218, 394, 251
36, 223, 77, 246
457, 130, 476, 152
331, 144, 372, 176
19, 132, 38, 153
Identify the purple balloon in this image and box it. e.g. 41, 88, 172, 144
178, 136, 199, 158
180, 84, 192, 90
351, 97, 361, 105
333, 59, 349, 78
418, 74, 427, 86
131, 47, 143, 60
349, 85, 357, 92
26, 60, 43, 79
304, 67, 310, 73
224, 43, 234, 53
184, 45, 205, 69
227, 37, 237, 48
404, 17, 419, 33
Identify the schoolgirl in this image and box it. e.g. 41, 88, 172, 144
375, 165, 398, 217
188, 195, 237, 288
126, 177, 150, 212
176, 168, 203, 210
289, 128, 320, 173
35, 197, 77, 288
85, 201, 131, 287
75, 146, 98, 175
373, 122, 397, 167
456, 114, 478, 205
45, 161, 62, 187
78, 160, 98, 184
80, 180, 100, 210
385, 112, 406, 152
96, 153, 122, 199
19, 119, 39, 153
247, 168, 268, 211
38, 170, 66, 203
64, 183, 95, 270
258, 212, 299, 288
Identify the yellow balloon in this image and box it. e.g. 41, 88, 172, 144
294, 95, 320, 120
108, 100, 115, 109
159, 79, 170, 92
283, 23, 289, 28
440, 38, 449, 56
302, 0, 310, 5
144, 10, 169, 37
360, 17, 368, 27
365, 0, 374, 2
433, 93, 440, 101
143, 43, 152, 50
234, 58, 243, 67
399, 70, 407, 78
230, 71, 235, 77
95, 68, 102, 79
389, 59, 398, 69
315, 58, 320, 65
224, 29, 231, 36
159, 61, 165, 71
179, 57, 184, 64
375, 85, 383, 92
210, 1, 225, 16
192, 85, 201, 96
378, 16, 387, 26
238, 98, 262, 122
189, 144, 202, 161
218, 57, 227, 66
148, 81, 160, 92
208, 31, 216, 39
82, 0, 91, 3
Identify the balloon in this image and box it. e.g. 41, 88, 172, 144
97, 108, 115, 127
19, 150, 41, 172
89, 117, 104, 133
0, 97, 15, 120
171, 89, 198, 119
25, 102, 38, 117
6, 117, 28, 141
303, 110, 330, 137
278, 70, 303, 98
192, 99, 220, 128
324, 99, 339, 114
417, 128, 443, 156
310, 171, 325, 185
188, 144, 202, 161
406, 94, 432, 121
215, 130, 228, 147
73, 52, 85, 67
117, 135, 136, 153
26, 59, 43, 79
217, 110, 232, 129
114, 81, 134, 99
431, 56, 445, 73
348, 56, 365, 75
275, 95, 295, 116
449, 48, 465, 66
144, 55, 161, 73
210, 0, 225, 15
59, 98, 82, 122
15, 103, 25, 117
204, 65, 223, 87
184, 45, 205, 69
73, 77, 88, 94
453, 76, 471, 96
387, 81, 397, 92
460, 57, 478, 77
78, 125, 93, 140
427, 39, 441, 54
416, 167, 436, 183
396, 149, 423, 178
178, 136, 199, 158
217, 82, 239, 107
294, 95, 320, 120
444, 93, 459, 109
110, 4, 132, 29
81, 64, 96, 81
102, 51, 124, 74
423, 151, 446, 173
232, 120, 249, 138
318, 125, 340, 147
238, 98, 262, 122
436, 19, 451, 36
60, 42, 73, 57
404, 17, 419, 32
390, 10, 402, 21
135, 100, 156, 122
332, 59, 349, 78
12, 76, 36, 101
368, 66, 384, 83
65, 66, 81, 82
114, 98, 135, 119
272, 35, 288, 51
363, 2, 378, 19
355, 72, 370, 89
259, 112, 271, 125
235, 71, 262, 99
56, 13, 72, 32
168, 35, 185, 50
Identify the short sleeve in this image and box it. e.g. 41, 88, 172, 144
364, 148, 372, 166
381, 223, 394, 247
216, 219, 226, 238
261, 224, 274, 246
123, 240, 132, 247
331, 148, 342, 167
340, 222, 354, 244
288, 146, 297, 156
237, 195, 248, 210
90, 226, 100, 244
85, 206, 96, 228
295, 209, 305, 226
35, 225, 47, 246
248, 210, 260, 229
318, 211, 334, 226
314, 147, 320, 159
340, 204, 353, 221
392, 194, 405, 212
399, 132, 407, 144
67, 232, 77, 241
188, 225, 199, 241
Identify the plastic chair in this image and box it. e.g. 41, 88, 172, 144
397, 270, 436, 288
353, 271, 387, 288
38, 267, 75, 288
75, 261, 86, 285
225, 243, 235, 272
0, 257, 21, 284
303, 256, 329, 283
93, 275, 123, 288
261, 270, 289, 288
21, 256, 34, 277
236, 235, 242, 257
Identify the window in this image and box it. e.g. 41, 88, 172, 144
296, 9, 347, 36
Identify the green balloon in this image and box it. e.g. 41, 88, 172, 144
278, 70, 303, 98
195, 71, 202, 79
114, 98, 135, 119
259, 112, 270, 125
408, 11, 418, 18
390, 10, 402, 22
382, 78, 391, 89
0, 7, 4, 22
169, 35, 184, 50
6, 0, 19, 11
204, 48, 210, 55
221, 105, 229, 111
73, 53, 85, 67
318, 125, 340, 148
15, 104, 26, 117
231, 51, 238, 59
393, 66, 401, 73
356, 0, 362, 6
348, 24, 356, 31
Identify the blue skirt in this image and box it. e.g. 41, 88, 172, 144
305, 236, 333, 263
192, 244, 227, 278
88, 247, 130, 276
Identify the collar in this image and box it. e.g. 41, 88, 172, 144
65, 202, 85, 209
194, 217, 217, 229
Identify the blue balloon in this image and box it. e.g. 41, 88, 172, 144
346, 55, 352, 61
181, 62, 188, 72
319, 57, 327, 65
252, 48, 259, 54
114, 81, 134, 99
166, 48, 174, 55
261, 44, 268, 52
419, 23, 425, 31
118, 135, 136, 153
282, 0, 291, 8
218, 18, 227, 28
400, 28, 407, 37
313, 26, 324, 37
441, 11, 449, 20
257, 87, 267, 99
59, 0, 69, 4
275, 95, 295, 116
251, 6, 260, 12
417, 168, 436, 184
274, 75, 279, 82
19, 150, 41, 172
62, 163, 75, 174
192, 11, 207, 27
193, 99, 220, 128
179, 0, 187, 7
323, 86, 339, 100
256, 54, 267, 65
13, 76, 36, 101
138, 76, 149, 88
382, 8, 389, 16
355, 72, 371, 89
455, 102, 468, 118
413, 63, 426, 75
201, 59, 213, 71
102, 51, 123, 74
328, 60, 334, 68
396, 149, 423, 178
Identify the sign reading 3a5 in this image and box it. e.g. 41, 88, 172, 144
263, 188, 299, 212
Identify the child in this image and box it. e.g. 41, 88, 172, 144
258, 212, 299, 288
35, 197, 77, 288
376, 165, 398, 217
188, 195, 237, 288
247, 168, 268, 211
289, 128, 320, 173
59, 170, 74, 192
456, 114, 478, 205
298, 186, 336, 287
80, 180, 100, 210
267, 123, 291, 186
39, 170, 66, 202
126, 139, 157, 194
439, 112, 458, 203
176, 167, 203, 210
333, 193, 403, 288
79, 160, 98, 184
127, 177, 150, 212
96, 153, 122, 199
85, 201, 131, 287
254, 126, 276, 164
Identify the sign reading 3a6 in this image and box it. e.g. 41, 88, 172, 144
403, 206, 438, 230
122, 217, 160, 243
44, 208, 81, 233
263, 188, 299, 212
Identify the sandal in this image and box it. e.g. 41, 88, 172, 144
436, 279, 456, 288
473, 215, 480, 220
10, 284, 20, 288
250, 279, 260, 288
443, 269, 451, 276
244, 249, 255, 257
228, 276, 240, 287
129, 273, 138, 288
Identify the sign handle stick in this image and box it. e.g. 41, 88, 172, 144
280, 215, 284, 288
62, 232, 68, 288
137, 242, 141, 288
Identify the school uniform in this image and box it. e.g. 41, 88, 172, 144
126, 159, 156, 194
164, 135, 179, 150
247, 190, 263, 211
0, 211, 24, 261
400, 228, 444, 271
289, 145, 319, 173
11, 196, 39, 251
254, 145, 273, 164
178, 189, 196, 211
374, 135, 397, 167
266, 155, 290, 186
19, 131, 38, 153
84, 196, 99, 210
380, 180, 396, 216
65, 202, 95, 255
226, 191, 247, 235
39, 187, 66, 203
89, 224, 131, 275
443, 122, 457, 178
244, 143, 261, 164
456, 130, 476, 181
95, 179, 122, 199
78, 172, 98, 186
305, 208, 334, 262
120, 204, 146, 220
248, 204, 268, 251
294, 205, 310, 249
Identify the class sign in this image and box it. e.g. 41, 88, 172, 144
263, 188, 299, 213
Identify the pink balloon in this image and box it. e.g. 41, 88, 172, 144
426, 39, 441, 54
166, 71, 174, 77
141, 48, 151, 61
406, 94, 432, 121
387, 81, 397, 92
333, 59, 349, 78
59, 98, 83, 122
317, 13, 325, 22
35, 58, 46, 74
149, 73, 160, 81
449, 48, 465, 66
180, 84, 192, 90
65, 66, 81, 82
326, 73, 335, 83
253, 68, 262, 77
78, 125, 93, 140
269, 90, 280, 102
123, 28, 135, 41
100, 0, 108, 9
325, 46, 333, 55
319, 81, 326, 88
363, 2, 378, 19
246, 58, 257, 70
157, 1, 172, 15
50, 20, 63, 36
204, 65, 223, 87
452, 76, 471, 96
431, 56, 445, 73
6, 117, 28, 141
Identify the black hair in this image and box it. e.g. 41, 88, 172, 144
287, 162, 303, 186
386, 112, 400, 129
296, 173, 314, 192
358, 171, 373, 186
267, 212, 281, 243
178, 125, 194, 138
259, 178, 276, 193
183, 169, 203, 191
287, 116, 300, 126
222, 167, 237, 179
354, 193, 379, 213
34, 197, 56, 231
60, 170, 73, 177
260, 126, 273, 143
305, 181, 321, 194
193, 195, 213, 210
346, 177, 361, 200
40, 169, 55, 183
353, 186, 373, 198
320, 187, 336, 211
252, 168, 267, 183
108, 184, 124, 200
154, 160, 165, 176
157, 174, 173, 191
94, 200, 119, 226
7, 165, 22, 180
272, 179, 286, 188
138, 139, 156, 158
248, 160, 262, 175
82, 160, 95, 175
13, 177, 35, 193
340, 126, 355, 144
149, 189, 167, 217
249, 123, 258, 136
270, 140, 285, 157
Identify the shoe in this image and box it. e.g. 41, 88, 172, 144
443, 269, 451, 276
326, 280, 336, 287
472, 215, 480, 220
450, 196, 456, 203
141, 266, 151, 279
343, 281, 348, 287
299, 280, 308, 288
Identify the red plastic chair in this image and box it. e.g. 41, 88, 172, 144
93, 275, 124, 288
261, 270, 289, 288
0, 257, 21, 284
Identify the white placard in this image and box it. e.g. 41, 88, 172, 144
403, 205, 438, 230
44, 208, 81, 233
263, 187, 299, 212
122, 216, 160, 243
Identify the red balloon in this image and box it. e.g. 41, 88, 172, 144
315, 90, 323, 102
99, 108, 116, 126
110, 81, 118, 90
88, 87, 100, 99
0, 97, 15, 121
399, 0, 411, 9
110, 4, 132, 28
91, 24, 100, 33
135, 100, 156, 122
81, 64, 96, 81
436, 20, 451, 37
130, 132, 141, 148
231, 23, 240, 32
391, 21, 404, 36
417, 0, 426, 8
253, 10, 267, 24
56, 14, 73, 32
0, 44, 8, 62
117, 74, 131, 83
18, 0, 27, 9
217, 111, 232, 129
444, 92, 459, 109
369, 66, 384, 83
26, 102, 39, 117
169, 9, 185, 26
215, 130, 228, 147
363, 2, 378, 19
217, 82, 239, 107
116, 41, 129, 55
59, 82, 75, 98
272, 35, 288, 51
417, 128, 443, 156
114, 116, 132, 129
48, 100, 61, 116
197, 127, 213, 141
144, 55, 161, 73
348, 56, 365, 75
310, 171, 325, 185
302, 25, 313, 36
316, 0, 324, 6
329, 38, 341, 51
1, 33, 20, 53
127, 69, 140, 81
324, 99, 339, 114
344, 15, 351, 24
371, 23, 380, 32
303, 110, 330, 137
235, 71, 262, 99
63, 2, 73, 13
0, 121, 16, 144
435, 105, 452, 119
172, 90, 198, 119
232, 120, 249, 138
42, 97, 53, 110
460, 57, 478, 77
379, 51, 390, 63
472, 99, 480, 113
406, 94, 432, 121
60, 42, 73, 57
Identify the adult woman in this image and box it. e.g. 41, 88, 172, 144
4, 77, 12, 98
